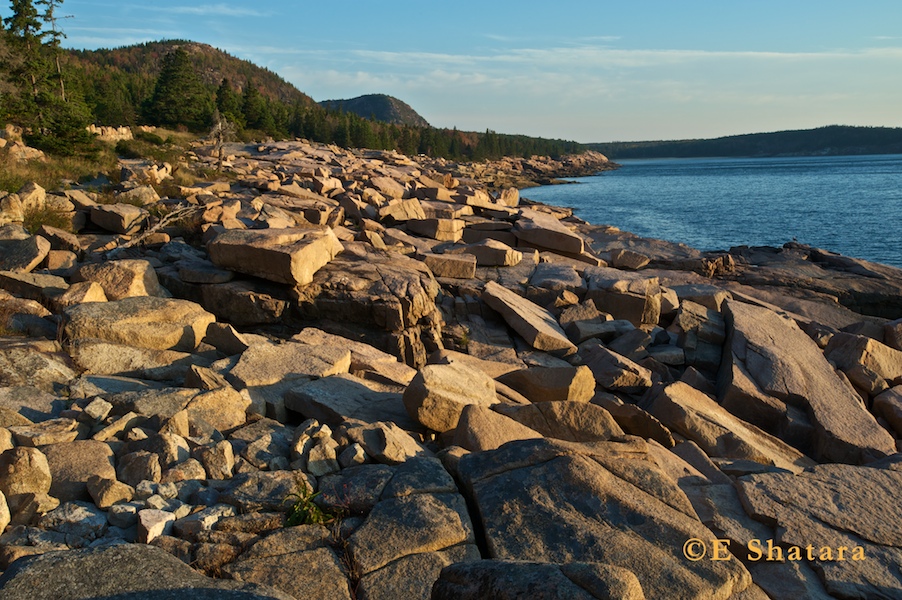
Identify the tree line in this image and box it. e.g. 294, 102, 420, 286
0, 5, 584, 161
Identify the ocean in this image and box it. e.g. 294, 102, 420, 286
520, 154, 902, 268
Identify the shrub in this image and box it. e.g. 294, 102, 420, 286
134, 131, 165, 145
115, 139, 144, 159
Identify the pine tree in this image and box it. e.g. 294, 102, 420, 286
89, 73, 136, 125
27, 91, 95, 156
241, 81, 275, 134
215, 78, 244, 128
3, 0, 95, 155
35, 0, 67, 101
350, 115, 375, 149
144, 48, 214, 131
333, 114, 351, 148
5, 0, 45, 101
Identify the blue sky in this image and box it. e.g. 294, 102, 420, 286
13, 0, 902, 142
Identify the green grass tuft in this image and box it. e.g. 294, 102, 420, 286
22, 205, 74, 234
284, 481, 343, 527
0, 146, 118, 194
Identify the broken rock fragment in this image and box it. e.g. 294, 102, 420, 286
403, 361, 497, 432
721, 300, 896, 464
481, 280, 576, 356
208, 227, 343, 286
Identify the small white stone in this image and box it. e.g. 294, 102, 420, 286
137, 508, 175, 544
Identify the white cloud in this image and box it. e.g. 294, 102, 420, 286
158, 4, 271, 17
64, 25, 178, 49
67, 26, 169, 36
346, 44, 902, 72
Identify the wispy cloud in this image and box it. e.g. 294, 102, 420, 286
483, 33, 518, 42
160, 4, 271, 18
230, 46, 334, 57
574, 35, 622, 43
64, 24, 179, 49
285, 42, 902, 115
67, 26, 169, 36
348, 45, 902, 71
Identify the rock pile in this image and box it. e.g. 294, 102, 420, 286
0, 138, 900, 599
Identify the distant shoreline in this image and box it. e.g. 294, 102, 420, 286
586, 124, 902, 161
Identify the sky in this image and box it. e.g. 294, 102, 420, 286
10, 0, 902, 143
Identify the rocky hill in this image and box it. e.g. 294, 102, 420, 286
0, 136, 900, 599
319, 94, 431, 127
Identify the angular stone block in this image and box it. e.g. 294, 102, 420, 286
208, 227, 343, 286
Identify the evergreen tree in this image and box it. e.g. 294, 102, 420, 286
303, 107, 328, 142
5, 0, 46, 101
333, 114, 351, 148
26, 91, 95, 156
241, 81, 274, 133
287, 102, 305, 138
144, 48, 214, 131
350, 115, 375, 149
215, 78, 244, 128
35, 1, 66, 98
448, 128, 462, 159
88, 72, 137, 125
3, 0, 95, 155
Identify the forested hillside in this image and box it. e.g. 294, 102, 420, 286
0, 4, 584, 162
67, 40, 316, 128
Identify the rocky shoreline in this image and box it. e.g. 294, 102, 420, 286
420, 149, 619, 190
0, 139, 900, 599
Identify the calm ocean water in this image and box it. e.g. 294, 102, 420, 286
521, 154, 902, 268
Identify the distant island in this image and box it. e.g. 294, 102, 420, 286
588, 125, 902, 159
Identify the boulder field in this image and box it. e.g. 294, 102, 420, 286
0, 139, 900, 599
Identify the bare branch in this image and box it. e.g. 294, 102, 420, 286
106, 204, 203, 259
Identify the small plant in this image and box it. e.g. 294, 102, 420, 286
284, 481, 342, 527
114, 139, 145, 160
458, 328, 470, 350
22, 205, 73, 234
92, 188, 120, 205
0, 300, 23, 337
134, 131, 165, 145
